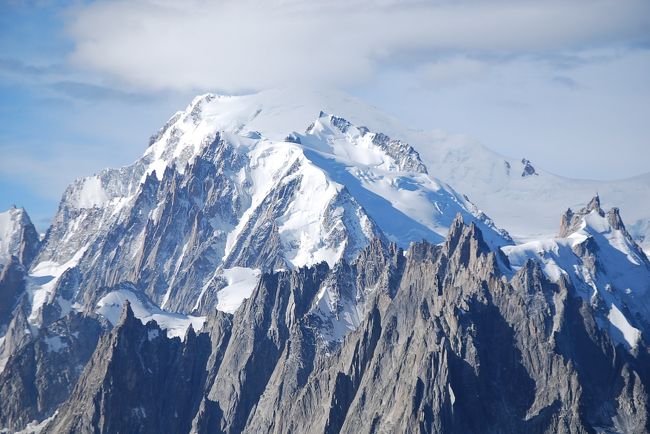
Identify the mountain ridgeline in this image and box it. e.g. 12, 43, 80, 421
40, 217, 650, 433
1, 90, 649, 433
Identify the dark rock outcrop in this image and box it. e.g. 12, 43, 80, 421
0, 313, 103, 432
521, 158, 538, 177
0, 258, 26, 331
45, 303, 211, 434
43, 219, 650, 434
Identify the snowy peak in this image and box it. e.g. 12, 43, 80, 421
305, 111, 428, 174
559, 195, 601, 237
0, 206, 40, 268
559, 195, 648, 266
33, 88, 514, 316
96, 288, 205, 340
294, 111, 512, 249
119, 88, 650, 256
503, 196, 650, 351
559, 194, 605, 236
142, 88, 431, 186
564, 196, 649, 268
520, 158, 538, 177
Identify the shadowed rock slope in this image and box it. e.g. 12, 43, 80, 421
44, 216, 650, 434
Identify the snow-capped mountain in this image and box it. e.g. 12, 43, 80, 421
23, 89, 510, 334
503, 196, 650, 351
412, 133, 650, 253
139, 88, 650, 253
37, 212, 650, 434
1, 88, 649, 433
0, 206, 40, 270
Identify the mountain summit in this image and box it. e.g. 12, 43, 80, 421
0, 89, 649, 433
25, 89, 510, 323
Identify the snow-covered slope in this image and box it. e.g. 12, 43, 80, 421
503, 196, 650, 351
95, 289, 205, 340
9, 87, 649, 343
411, 134, 650, 252
24, 88, 508, 329
141, 87, 650, 252
147, 88, 648, 252
0, 207, 40, 270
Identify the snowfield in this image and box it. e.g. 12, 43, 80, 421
502, 203, 650, 352
1, 87, 648, 352
96, 289, 206, 340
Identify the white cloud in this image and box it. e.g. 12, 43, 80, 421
65, 0, 650, 91
417, 57, 490, 86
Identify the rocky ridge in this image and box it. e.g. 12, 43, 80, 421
0, 90, 648, 433
40, 214, 650, 434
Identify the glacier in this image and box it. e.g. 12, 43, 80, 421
0, 88, 649, 433
15, 89, 510, 331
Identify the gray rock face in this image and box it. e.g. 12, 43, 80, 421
0, 258, 26, 333
521, 158, 538, 177
559, 195, 605, 238
31, 126, 386, 318
74, 135, 252, 313
45, 303, 211, 434
42, 217, 650, 434
1, 94, 648, 433
0, 206, 41, 270
0, 312, 103, 432
0, 298, 31, 376
0, 207, 40, 333
0, 208, 43, 378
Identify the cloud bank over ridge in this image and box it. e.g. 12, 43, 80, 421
66, 0, 650, 91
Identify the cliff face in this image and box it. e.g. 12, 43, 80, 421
0, 207, 41, 334
0, 207, 40, 271
2, 90, 649, 433
44, 217, 650, 434
0, 312, 103, 432
0, 207, 43, 381
44, 303, 212, 434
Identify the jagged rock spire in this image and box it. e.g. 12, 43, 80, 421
0, 206, 41, 268
557, 195, 650, 268
521, 158, 538, 177
607, 207, 625, 231
117, 299, 136, 326
586, 194, 603, 215
559, 195, 604, 237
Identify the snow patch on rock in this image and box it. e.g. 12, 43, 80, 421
215, 267, 261, 314
26, 247, 88, 326
607, 304, 641, 350
44, 335, 68, 353
502, 200, 650, 352
96, 289, 205, 340
70, 176, 109, 209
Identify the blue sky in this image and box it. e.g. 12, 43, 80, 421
1, 0, 649, 230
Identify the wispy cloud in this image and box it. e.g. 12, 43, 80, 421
49, 81, 158, 103
0, 58, 64, 76
0, 58, 159, 104
64, 0, 650, 91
